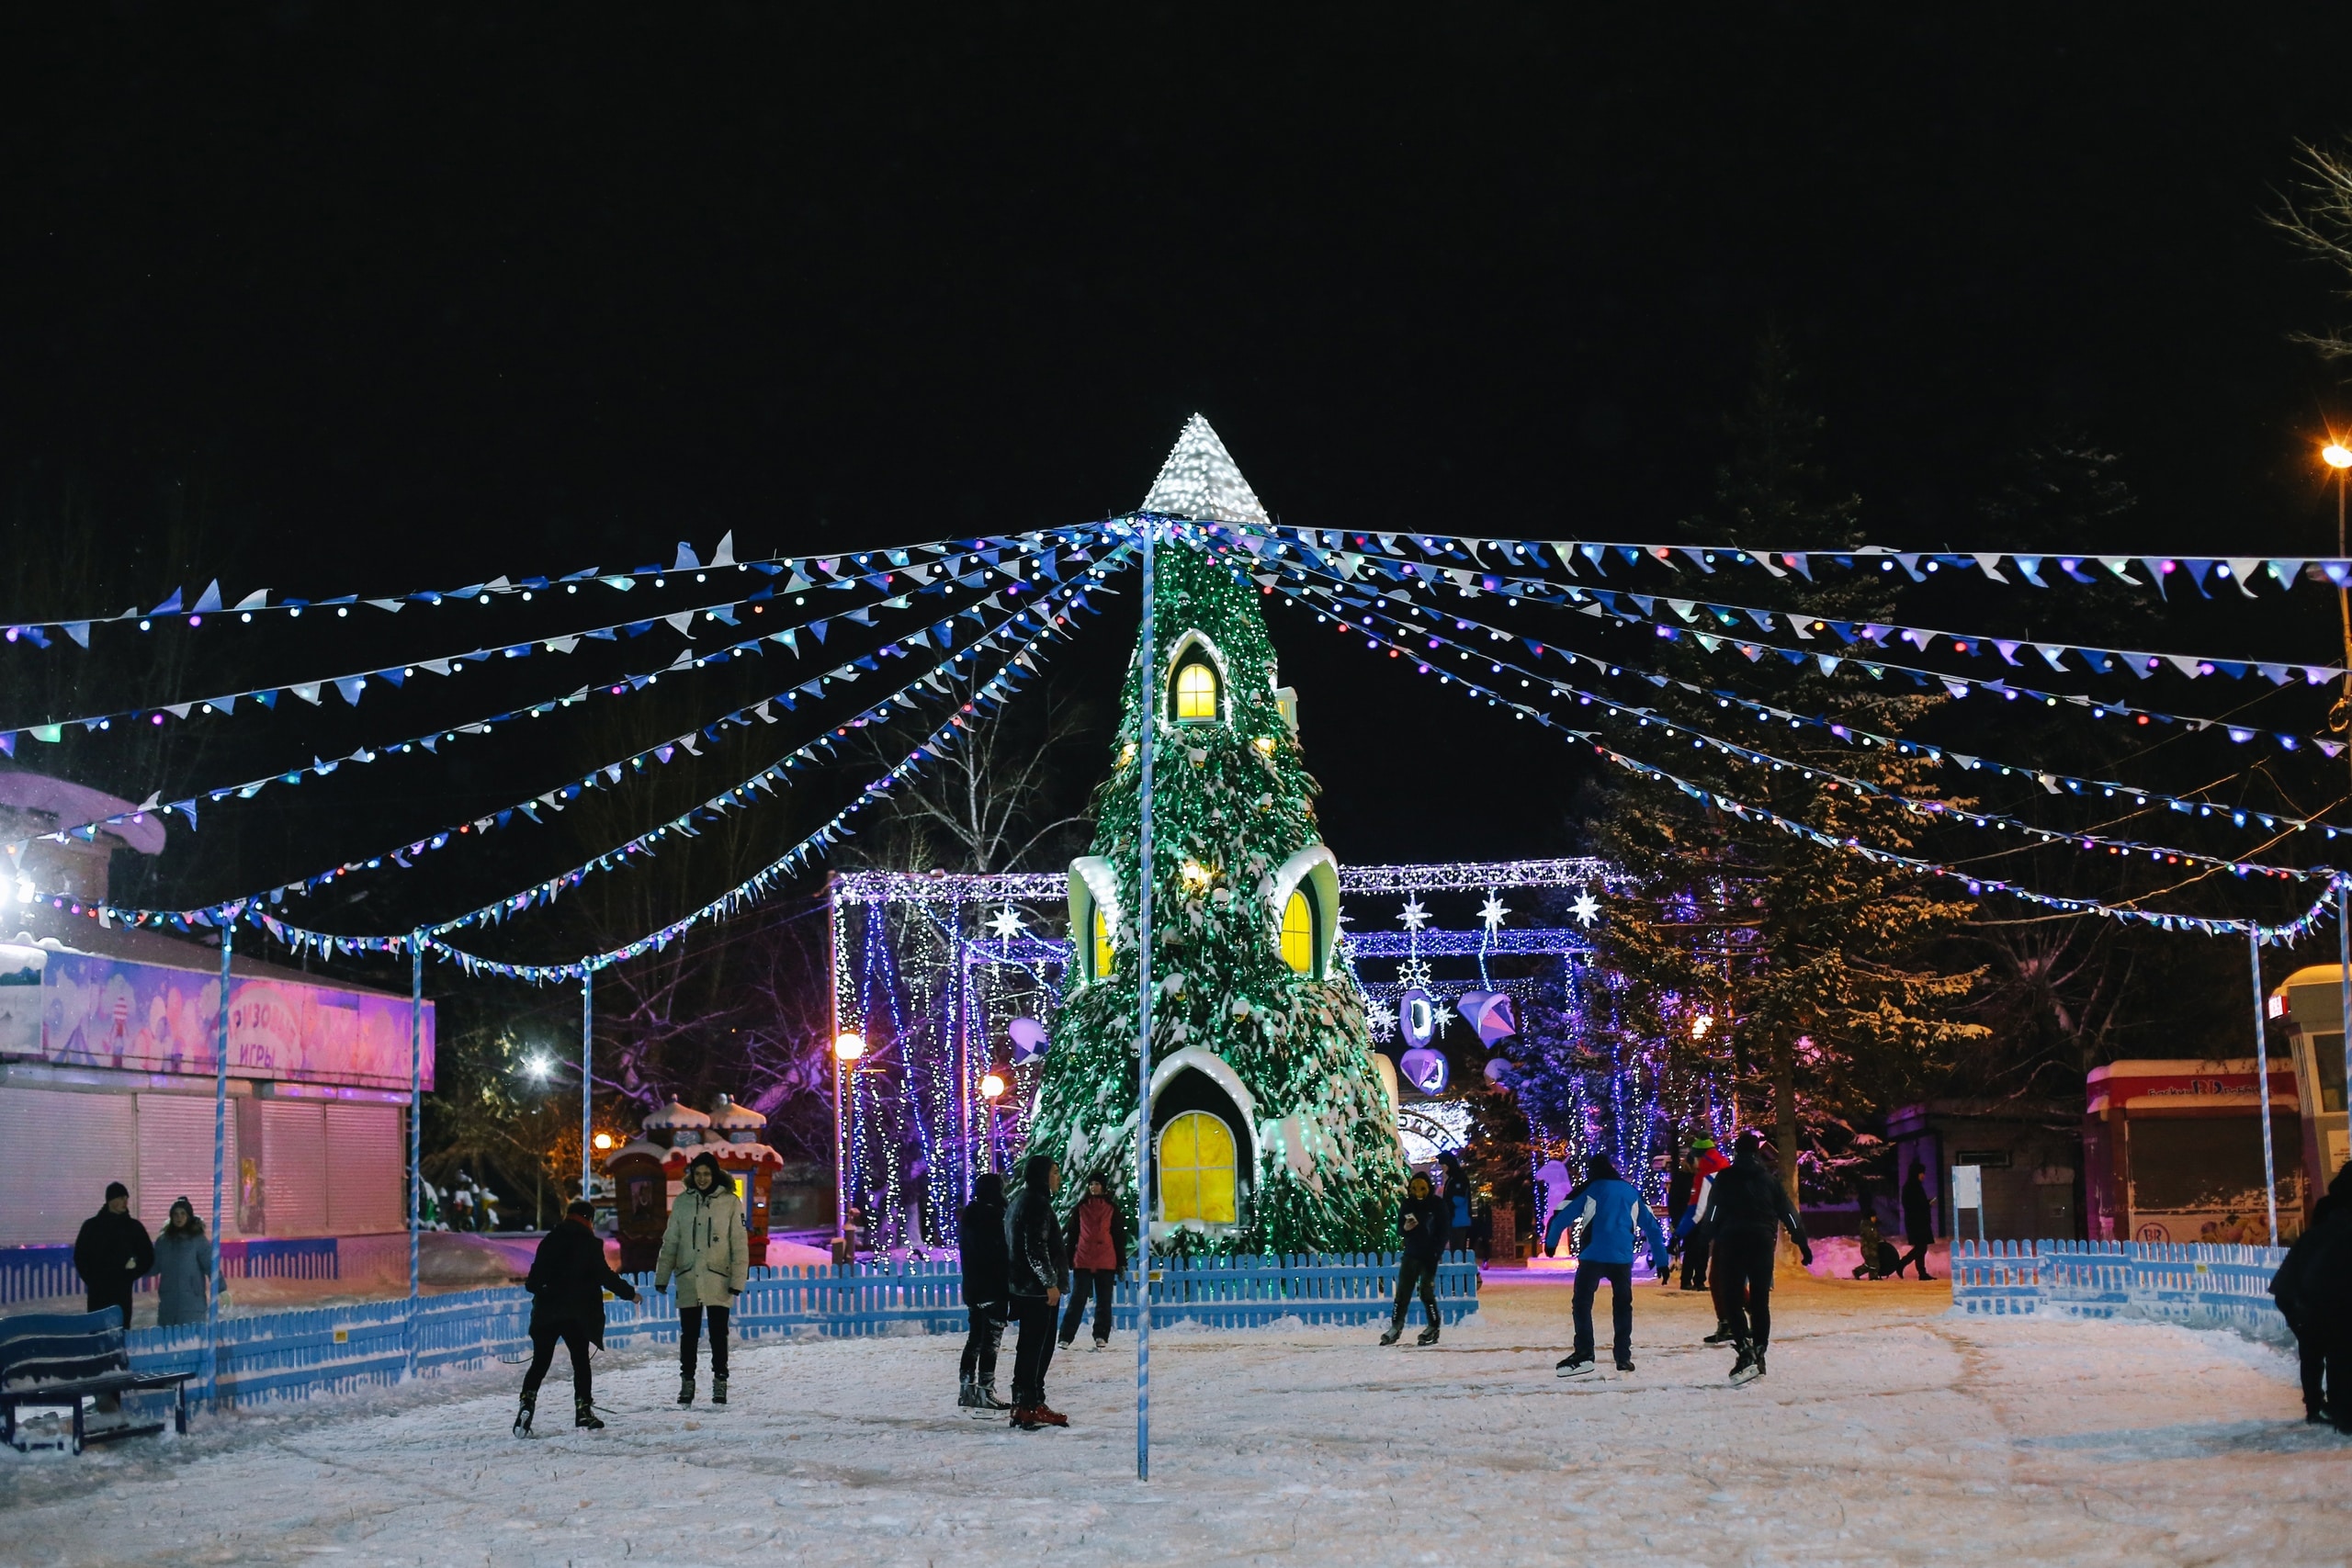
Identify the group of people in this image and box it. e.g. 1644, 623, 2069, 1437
952, 1156, 1125, 1429
71, 1181, 213, 1330
1543, 1131, 1812, 1383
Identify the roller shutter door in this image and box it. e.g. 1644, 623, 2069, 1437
259, 1101, 329, 1236
0, 1088, 137, 1247
325, 1104, 404, 1235
135, 1094, 240, 1241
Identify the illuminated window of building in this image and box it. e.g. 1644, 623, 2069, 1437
1280, 887, 1316, 976
1092, 905, 1115, 980
1158, 1111, 1237, 1224
1173, 660, 1219, 721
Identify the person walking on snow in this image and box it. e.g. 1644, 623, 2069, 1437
655, 1152, 748, 1406
1894, 1165, 1936, 1280
1695, 1132, 1811, 1384
1004, 1154, 1069, 1429
153, 1198, 209, 1328
1057, 1173, 1125, 1350
74, 1181, 153, 1328
1546, 1153, 1669, 1375
514, 1198, 639, 1434
2270, 1162, 2352, 1423
957, 1173, 1012, 1412
1380, 1172, 1450, 1346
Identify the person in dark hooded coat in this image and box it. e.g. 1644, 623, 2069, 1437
74, 1181, 153, 1327
2272, 1162, 2352, 1423
1002, 1154, 1068, 1429
958, 1172, 1012, 1410
1694, 1133, 1811, 1384
514, 1198, 639, 1434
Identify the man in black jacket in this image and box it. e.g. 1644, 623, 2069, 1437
1380, 1172, 1451, 1347
74, 1181, 154, 1327
1894, 1166, 1936, 1280
514, 1199, 639, 1435
1003, 1154, 1068, 1430
1695, 1134, 1812, 1384
958, 1173, 1012, 1411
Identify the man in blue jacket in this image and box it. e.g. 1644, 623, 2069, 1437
1545, 1153, 1668, 1376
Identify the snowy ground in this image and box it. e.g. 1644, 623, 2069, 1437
4, 1269, 2346, 1567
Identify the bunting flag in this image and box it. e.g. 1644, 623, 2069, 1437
34, 549, 1133, 957
1271, 563, 2344, 838
1272, 576, 2334, 879
0, 521, 1121, 645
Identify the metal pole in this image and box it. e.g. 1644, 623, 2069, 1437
205, 909, 233, 1412
408, 933, 424, 1379
2338, 874, 2351, 1175
581, 968, 594, 1204
955, 932, 970, 1200
830, 873, 846, 1246
2251, 924, 2279, 1247
1133, 515, 1159, 1484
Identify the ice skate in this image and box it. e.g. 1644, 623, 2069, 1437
1091, 1337, 1108, 1351
1555, 1354, 1595, 1378
1378, 1322, 1403, 1347
1615, 1357, 1636, 1373
1702, 1322, 1736, 1344
1729, 1342, 1763, 1385
1031, 1403, 1069, 1427
958, 1378, 983, 1410
677, 1373, 695, 1406
574, 1397, 605, 1430
712, 1375, 729, 1405
1416, 1321, 1440, 1347
512, 1393, 536, 1438
1009, 1405, 1042, 1430
976, 1382, 1009, 1411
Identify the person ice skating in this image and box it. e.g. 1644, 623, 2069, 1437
958, 1172, 1012, 1411
1850, 1213, 1900, 1281
153, 1198, 209, 1328
1380, 1172, 1450, 1347
1057, 1173, 1124, 1350
74, 1181, 153, 1328
514, 1198, 639, 1434
1438, 1151, 1475, 1257
1677, 1134, 1730, 1294
1696, 1133, 1811, 1384
655, 1152, 748, 1407
2270, 1163, 2352, 1423
1546, 1153, 1669, 1376
1004, 1154, 1069, 1429
1894, 1166, 1935, 1280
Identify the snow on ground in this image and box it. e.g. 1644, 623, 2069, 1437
4, 1270, 2347, 1567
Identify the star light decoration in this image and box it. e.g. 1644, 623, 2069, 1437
985, 905, 1026, 941
1397, 896, 1430, 932
1478, 892, 1511, 932
1569, 888, 1601, 927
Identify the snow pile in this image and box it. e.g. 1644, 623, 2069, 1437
3, 1270, 2340, 1566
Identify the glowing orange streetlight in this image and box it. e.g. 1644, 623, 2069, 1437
591, 1131, 614, 1152
980, 1069, 1008, 1101
2324, 443, 2352, 470
832, 1032, 866, 1062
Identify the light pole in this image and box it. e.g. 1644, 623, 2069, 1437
2327, 441, 2352, 1149
979, 1066, 1008, 1176
833, 1031, 866, 1252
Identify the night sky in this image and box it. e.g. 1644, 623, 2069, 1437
8, 6, 2352, 947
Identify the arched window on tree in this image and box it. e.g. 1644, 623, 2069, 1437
1159, 1111, 1237, 1224
1280, 888, 1316, 976
1172, 657, 1219, 722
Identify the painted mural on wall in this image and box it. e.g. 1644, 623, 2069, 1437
7, 947, 434, 1090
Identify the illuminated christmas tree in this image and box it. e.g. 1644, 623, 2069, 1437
1024, 417, 1408, 1254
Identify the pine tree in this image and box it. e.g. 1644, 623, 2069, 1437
1023, 523, 1406, 1255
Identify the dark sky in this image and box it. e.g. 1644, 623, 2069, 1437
8, 6, 2352, 927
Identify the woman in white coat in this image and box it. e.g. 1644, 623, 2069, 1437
655, 1151, 749, 1404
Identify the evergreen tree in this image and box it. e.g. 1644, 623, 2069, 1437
1024, 535, 1407, 1253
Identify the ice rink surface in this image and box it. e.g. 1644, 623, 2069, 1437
5, 1269, 2346, 1567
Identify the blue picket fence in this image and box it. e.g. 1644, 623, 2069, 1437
1951, 1238, 2290, 1344
1, 1238, 347, 1309
112, 1251, 1479, 1412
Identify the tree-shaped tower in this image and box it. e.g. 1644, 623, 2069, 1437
1025, 417, 1407, 1253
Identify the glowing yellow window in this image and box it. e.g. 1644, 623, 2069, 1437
1092, 905, 1115, 979
1173, 660, 1218, 721
1280, 888, 1316, 976
1158, 1111, 1237, 1224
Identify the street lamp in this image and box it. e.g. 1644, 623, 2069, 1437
832, 1032, 867, 1249
979, 1065, 1010, 1176
591, 1131, 614, 1152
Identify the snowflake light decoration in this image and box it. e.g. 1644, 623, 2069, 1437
1366, 999, 1399, 1040
985, 905, 1026, 941
1396, 955, 1433, 992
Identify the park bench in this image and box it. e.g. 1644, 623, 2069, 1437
0, 1308, 194, 1455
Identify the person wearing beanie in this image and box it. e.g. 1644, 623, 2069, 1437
1677, 1134, 1731, 1294
515, 1198, 639, 1434
655, 1151, 748, 1406
154, 1198, 210, 1328
1002, 1154, 1069, 1429
1546, 1152, 1669, 1376
958, 1172, 1012, 1411
1057, 1173, 1126, 1351
74, 1181, 153, 1328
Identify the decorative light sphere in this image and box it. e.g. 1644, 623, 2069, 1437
980, 1070, 1008, 1100
2326, 442, 2352, 470
832, 1032, 866, 1062
591, 1132, 614, 1151
1007, 1016, 1049, 1063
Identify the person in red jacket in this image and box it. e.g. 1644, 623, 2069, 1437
1057, 1173, 1126, 1349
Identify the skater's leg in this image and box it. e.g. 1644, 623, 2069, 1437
960, 1306, 988, 1382
1709, 1238, 1741, 1337
1607, 1262, 1634, 1363
1009, 1295, 1050, 1407
679, 1305, 704, 1375
563, 1324, 594, 1405
519, 1326, 560, 1401
707, 1306, 729, 1381
2298, 1327, 2327, 1417
1416, 1260, 1442, 1327
1090, 1270, 1115, 1341
1388, 1259, 1419, 1328
1057, 1281, 1089, 1345
1570, 1262, 1600, 1362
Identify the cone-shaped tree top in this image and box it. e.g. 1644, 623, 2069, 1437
1140, 413, 1270, 526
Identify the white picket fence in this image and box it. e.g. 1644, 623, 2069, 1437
1951, 1238, 2290, 1344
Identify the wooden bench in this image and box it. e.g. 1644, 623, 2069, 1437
0, 1308, 195, 1454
